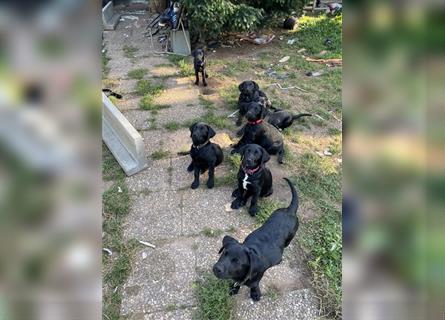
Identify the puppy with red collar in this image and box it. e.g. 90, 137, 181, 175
231, 144, 273, 216
231, 101, 285, 164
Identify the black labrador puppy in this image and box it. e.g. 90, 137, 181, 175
232, 102, 285, 163
231, 144, 273, 216
237, 80, 271, 126
193, 48, 209, 87
266, 109, 312, 131
213, 178, 299, 301
188, 122, 223, 189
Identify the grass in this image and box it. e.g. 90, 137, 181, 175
168, 54, 194, 77
201, 228, 224, 238
102, 143, 125, 181
292, 152, 342, 318
139, 94, 169, 111
102, 179, 138, 320
135, 79, 165, 96
127, 68, 148, 80
255, 199, 283, 225
123, 45, 138, 59
215, 154, 241, 187
151, 149, 170, 160
293, 15, 342, 58
193, 274, 233, 320
102, 48, 110, 77
164, 121, 181, 131
199, 96, 216, 110
219, 85, 238, 110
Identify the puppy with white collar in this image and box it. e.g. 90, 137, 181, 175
231, 144, 273, 216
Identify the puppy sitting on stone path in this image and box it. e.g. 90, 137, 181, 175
188, 122, 223, 189
213, 178, 299, 301
231, 144, 273, 216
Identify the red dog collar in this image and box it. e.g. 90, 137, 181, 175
247, 119, 263, 125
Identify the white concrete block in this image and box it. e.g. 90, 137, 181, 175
102, 93, 148, 176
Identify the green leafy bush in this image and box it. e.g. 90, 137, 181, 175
246, 0, 306, 14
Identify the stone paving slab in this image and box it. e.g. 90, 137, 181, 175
154, 85, 200, 107
121, 238, 198, 316
125, 159, 170, 193
154, 105, 205, 127
122, 109, 152, 130
181, 187, 256, 236
144, 307, 196, 320
233, 288, 319, 320
123, 191, 181, 242
142, 129, 190, 156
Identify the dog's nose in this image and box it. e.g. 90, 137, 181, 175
213, 265, 223, 277
245, 158, 254, 166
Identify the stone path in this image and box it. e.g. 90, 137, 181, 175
103, 10, 319, 320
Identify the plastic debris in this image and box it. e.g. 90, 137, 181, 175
103, 248, 112, 256
287, 39, 296, 45
306, 71, 324, 77
323, 150, 333, 156
142, 252, 148, 259
139, 240, 156, 248
118, 186, 122, 193
279, 56, 290, 63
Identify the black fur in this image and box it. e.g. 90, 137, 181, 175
266, 110, 312, 130
188, 122, 223, 189
213, 178, 299, 301
232, 102, 285, 164
237, 81, 271, 126
231, 144, 273, 216
193, 48, 209, 87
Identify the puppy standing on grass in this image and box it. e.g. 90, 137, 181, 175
188, 122, 223, 189
193, 48, 209, 87
231, 144, 273, 216
213, 178, 299, 301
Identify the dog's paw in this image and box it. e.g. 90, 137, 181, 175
250, 289, 261, 301
231, 199, 242, 209
229, 285, 240, 296
207, 179, 214, 189
194, 81, 199, 86
191, 181, 199, 189
187, 164, 194, 172
248, 206, 258, 216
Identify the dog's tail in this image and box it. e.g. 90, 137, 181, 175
284, 178, 299, 214
292, 113, 312, 121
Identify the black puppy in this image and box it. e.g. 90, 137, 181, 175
231, 144, 273, 216
266, 109, 312, 130
193, 48, 209, 87
188, 122, 223, 189
213, 178, 299, 301
232, 102, 285, 163
237, 80, 271, 126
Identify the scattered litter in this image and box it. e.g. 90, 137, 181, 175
124, 34, 129, 38
228, 110, 239, 118
102, 49, 105, 53
314, 114, 326, 122
297, 48, 306, 54
118, 186, 122, 193
323, 150, 333, 156
139, 240, 156, 248
279, 56, 290, 63
279, 36, 284, 40
306, 57, 342, 66
113, 286, 119, 293
142, 252, 147, 260
324, 38, 333, 48
103, 248, 112, 256
225, 203, 234, 212
265, 82, 309, 93
327, 3, 342, 14
316, 151, 324, 157
287, 39, 296, 45
121, 15, 139, 21
337, 158, 342, 163
330, 113, 341, 122
240, 32, 275, 45
306, 71, 324, 77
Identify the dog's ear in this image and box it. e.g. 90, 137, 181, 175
238, 144, 249, 157
189, 122, 198, 135
206, 125, 216, 140
245, 248, 264, 280
252, 81, 259, 90
218, 235, 239, 253
260, 103, 267, 119
260, 146, 271, 164
238, 81, 246, 92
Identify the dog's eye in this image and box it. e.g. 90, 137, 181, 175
231, 258, 238, 264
